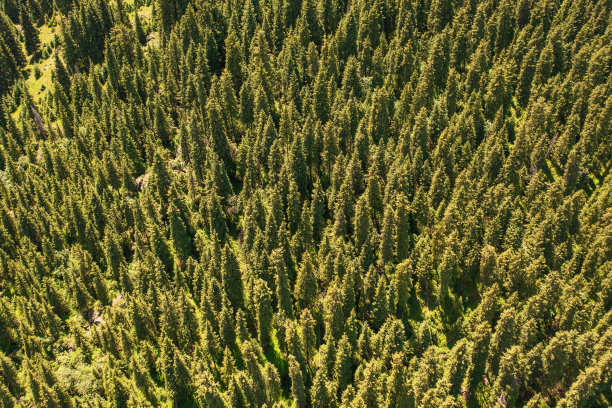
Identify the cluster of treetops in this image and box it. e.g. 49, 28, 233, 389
0, 0, 610, 406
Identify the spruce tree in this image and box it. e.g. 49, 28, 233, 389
272, 248, 293, 317
221, 243, 243, 309
289, 354, 307, 408
53, 53, 70, 95
294, 255, 317, 311
253, 279, 273, 350
20, 6, 39, 56
0, 0, 610, 406
379, 205, 395, 267
207, 188, 227, 241
134, 11, 146, 45
335, 334, 353, 393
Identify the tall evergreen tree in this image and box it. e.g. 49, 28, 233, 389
289, 355, 307, 408
294, 255, 317, 311
221, 243, 243, 309
20, 6, 39, 56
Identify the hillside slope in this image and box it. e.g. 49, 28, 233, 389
0, 0, 611, 407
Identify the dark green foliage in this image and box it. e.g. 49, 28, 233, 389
221, 243, 243, 309
134, 11, 146, 45
19, 6, 39, 56
52, 52, 70, 94
254, 278, 273, 350
0, 10, 25, 94
169, 203, 192, 262
294, 254, 317, 311
0, 0, 609, 407
289, 354, 307, 408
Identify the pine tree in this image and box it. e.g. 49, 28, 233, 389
323, 283, 344, 341
487, 307, 517, 376
134, 11, 146, 45
0, 10, 25, 68
221, 243, 243, 309
225, 31, 243, 91
219, 304, 236, 348
367, 88, 390, 143
169, 203, 192, 262
263, 362, 282, 404
207, 188, 227, 241
20, 6, 39, 56
489, 345, 522, 407
495, 0, 513, 52
366, 173, 383, 225
149, 150, 171, 205
272, 248, 293, 317
206, 99, 232, 170
335, 334, 353, 393
53, 53, 70, 95
253, 279, 273, 349
194, 370, 225, 407
464, 322, 491, 390
354, 195, 372, 251
104, 40, 119, 90
299, 308, 317, 367
173, 350, 192, 403
384, 352, 411, 407
311, 368, 332, 408
294, 255, 317, 311
154, 104, 172, 147
393, 259, 413, 319
157, 0, 176, 35
371, 275, 388, 329
289, 354, 307, 408
227, 375, 247, 408
379, 205, 395, 267
516, 47, 538, 107
395, 194, 412, 262
103, 227, 124, 281
151, 224, 174, 274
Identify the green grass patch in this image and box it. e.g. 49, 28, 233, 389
26, 56, 54, 104
25, 24, 59, 104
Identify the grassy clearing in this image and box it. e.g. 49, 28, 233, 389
26, 57, 54, 104
23, 1, 156, 106
25, 24, 59, 104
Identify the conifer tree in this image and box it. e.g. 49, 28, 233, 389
335, 334, 353, 393
169, 203, 192, 262
253, 279, 273, 349
0, 1, 610, 406
53, 53, 70, 95
354, 195, 372, 251
272, 248, 293, 317
134, 11, 146, 45
227, 375, 247, 408
289, 354, 307, 408
20, 6, 39, 56
219, 304, 236, 348
295, 255, 317, 311
221, 243, 243, 309
207, 188, 227, 241
149, 150, 171, 205
154, 105, 171, 148
395, 194, 412, 262
156, 0, 176, 35
311, 368, 331, 408
379, 205, 395, 266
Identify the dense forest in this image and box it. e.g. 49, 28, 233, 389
0, 0, 611, 406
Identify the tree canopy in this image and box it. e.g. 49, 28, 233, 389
0, 0, 610, 407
